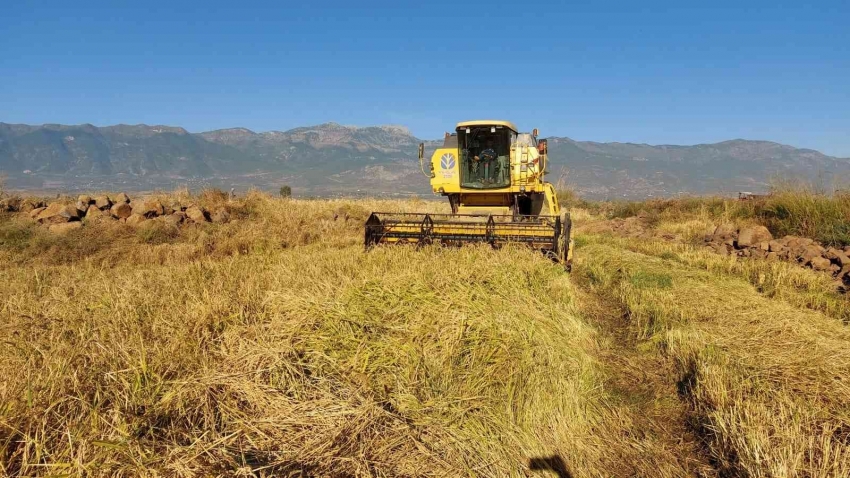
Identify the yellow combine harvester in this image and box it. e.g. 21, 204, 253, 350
365, 120, 572, 270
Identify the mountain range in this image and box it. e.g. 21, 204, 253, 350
1, 121, 848, 199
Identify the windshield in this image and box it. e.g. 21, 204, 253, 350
457, 126, 514, 189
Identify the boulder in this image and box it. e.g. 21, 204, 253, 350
161, 213, 184, 227
210, 208, 230, 224
29, 206, 47, 219
768, 240, 785, 252
766, 252, 778, 262
36, 203, 80, 224
125, 213, 146, 226
757, 241, 770, 251
77, 195, 93, 205
113, 192, 130, 204
824, 248, 850, 266
712, 224, 737, 242
786, 236, 813, 249
0, 196, 23, 212
185, 206, 209, 223
799, 245, 824, 263
18, 198, 45, 213
110, 203, 133, 219
844, 246, 850, 256
83, 211, 112, 224
737, 226, 773, 248
133, 198, 165, 218
94, 195, 112, 210
75, 202, 90, 215
48, 222, 83, 234
809, 256, 832, 271
788, 238, 819, 258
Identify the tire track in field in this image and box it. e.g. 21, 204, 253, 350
572, 275, 719, 477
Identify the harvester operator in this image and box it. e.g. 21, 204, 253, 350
474, 140, 498, 184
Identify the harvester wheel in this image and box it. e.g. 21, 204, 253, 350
364, 213, 383, 250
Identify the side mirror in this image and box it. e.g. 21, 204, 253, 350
532, 128, 539, 138
418, 142, 431, 178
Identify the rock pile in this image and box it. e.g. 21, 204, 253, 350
705, 224, 850, 283
1, 193, 231, 233
1, 196, 45, 213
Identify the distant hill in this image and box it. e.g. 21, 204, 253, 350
545, 137, 850, 198
1, 121, 847, 198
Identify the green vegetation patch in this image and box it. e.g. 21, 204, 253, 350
629, 270, 673, 289
0, 220, 34, 250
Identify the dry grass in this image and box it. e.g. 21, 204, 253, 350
583, 234, 850, 324
586, 183, 850, 246
0, 192, 450, 268
576, 235, 850, 477
0, 191, 690, 477
5, 190, 850, 477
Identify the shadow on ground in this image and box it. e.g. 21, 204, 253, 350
529, 455, 572, 478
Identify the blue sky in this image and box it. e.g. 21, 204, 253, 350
2, 0, 848, 155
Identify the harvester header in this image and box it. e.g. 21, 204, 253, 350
365, 120, 572, 269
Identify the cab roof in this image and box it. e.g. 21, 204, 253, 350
456, 120, 518, 133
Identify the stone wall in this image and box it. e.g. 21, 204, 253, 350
1, 193, 231, 233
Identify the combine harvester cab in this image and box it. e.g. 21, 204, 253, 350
365, 120, 573, 270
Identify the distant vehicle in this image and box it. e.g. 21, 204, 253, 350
738, 191, 770, 201
365, 120, 573, 270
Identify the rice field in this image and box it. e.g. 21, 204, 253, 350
2, 191, 849, 477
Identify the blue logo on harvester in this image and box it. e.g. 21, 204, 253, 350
441, 153, 456, 170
